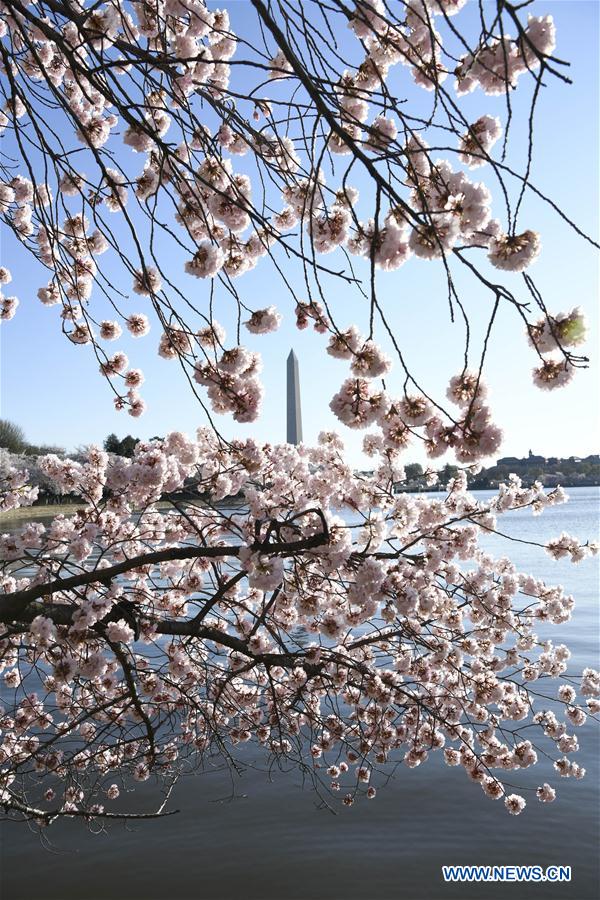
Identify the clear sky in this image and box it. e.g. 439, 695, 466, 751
0, 0, 598, 468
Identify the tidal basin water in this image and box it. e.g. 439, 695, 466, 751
1, 487, 598, 900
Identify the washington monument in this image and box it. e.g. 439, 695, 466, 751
286, 349, 303, 444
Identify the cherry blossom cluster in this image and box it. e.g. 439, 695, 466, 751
193, 345, 264, 423
0, 264, 17, 318
0, 459, 38, 512
327, 357, 502, 463
0, 433, 597, 825
525, 307, 587, 392
458, 116, 502, 169
454, 14, 556, 96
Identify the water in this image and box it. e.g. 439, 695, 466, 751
1, 487, 598, 900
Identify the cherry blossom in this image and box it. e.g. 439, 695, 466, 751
488, 230, 541, 271
245, 307, 282, 335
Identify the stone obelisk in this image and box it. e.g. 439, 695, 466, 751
286, 349, 303, 445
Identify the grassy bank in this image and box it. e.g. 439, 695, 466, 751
0, 497, 247, 526
0, 503, 82, 524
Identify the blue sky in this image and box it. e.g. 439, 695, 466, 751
0, 0, 598, 466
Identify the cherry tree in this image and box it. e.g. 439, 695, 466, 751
0, 0, 598, 826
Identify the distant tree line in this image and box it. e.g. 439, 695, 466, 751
0, 420, 146, 460
103, 433, 140, 458
468, 456, 600, 489
3, 420, 597, 506
0, 419, 65, 457
400, 456, 599, 491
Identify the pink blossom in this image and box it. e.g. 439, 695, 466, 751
536, 783, 556, 803
99, 320, 123, 341
133, 267, 162, 296
185, 242, 224, 278
458, 115, 502, 168
126, 314, 150, 338
488, 230, 541, 271
0, 294, 19, 320
532, 359, 574, 391
106, 621, 135, 644
365, 115, 397, 152
504, 793, 526, 815
245, 307, 282, 334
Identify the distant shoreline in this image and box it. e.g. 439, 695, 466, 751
397, 480, 600, 494
1, 483, 598, 525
